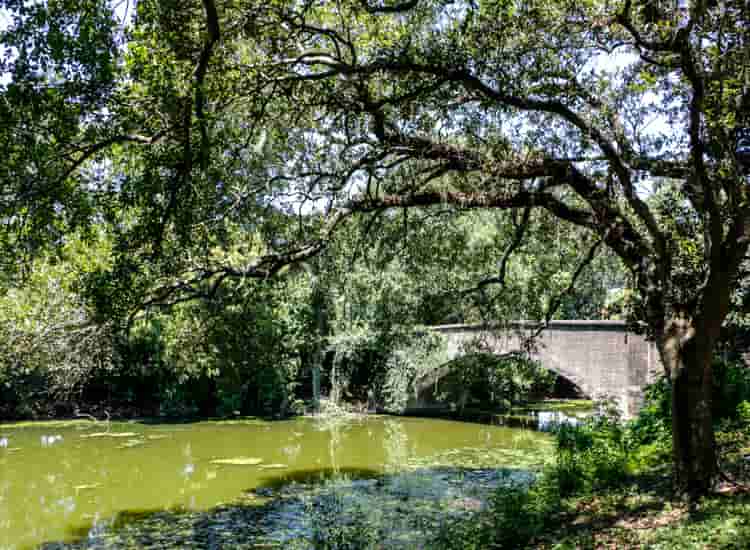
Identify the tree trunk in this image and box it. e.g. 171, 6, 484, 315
312, 362, 321, 413
661, 319, 718, 498
330, 351, 341, 406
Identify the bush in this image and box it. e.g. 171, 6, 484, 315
713, 359, 750, 421
0, 255, 117, 418
305, 493, 380, 550
552, 412, 629, 497
630, 359, 750, 440
627, 376, 671, 446
380, 331, 448, 413
433, 480, 562, 550
738, 400, 750, 424
433, 406, 631, 550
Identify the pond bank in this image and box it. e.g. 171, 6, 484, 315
0, 397, 593, 431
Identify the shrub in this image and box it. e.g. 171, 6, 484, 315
380, 331, 448, 413
0, 256, 117, 418
551, 410, 629, 497
738, 400, 750, 424
305, 493, 380, 550
434, 483, 549, 550
627, 376, 671, 447
713, 359, 750, 421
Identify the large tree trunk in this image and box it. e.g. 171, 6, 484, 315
660, 315, 720, 498
671, 341, 715, 497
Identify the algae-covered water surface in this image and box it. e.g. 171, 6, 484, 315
0, 415, 555, 549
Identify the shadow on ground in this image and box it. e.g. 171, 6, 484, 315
538, 486, 750, 550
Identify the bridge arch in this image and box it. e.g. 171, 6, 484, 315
409, 321, 661, 418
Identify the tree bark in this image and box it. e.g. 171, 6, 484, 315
672, 344, 715, 498
660, 316, 719, 498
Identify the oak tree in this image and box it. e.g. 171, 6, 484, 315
4, 0, 750, 497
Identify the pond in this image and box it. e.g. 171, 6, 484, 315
0, 413, 564, 549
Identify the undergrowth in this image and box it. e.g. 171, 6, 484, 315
431, 364, 750, 550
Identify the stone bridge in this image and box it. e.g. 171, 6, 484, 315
411, 321, 662, 418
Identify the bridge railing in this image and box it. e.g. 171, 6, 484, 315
428, 320, 632, 332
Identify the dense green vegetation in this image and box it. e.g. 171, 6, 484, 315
2, 0, 750, 545
430, 365, 750, 549
0, 206, 615, 419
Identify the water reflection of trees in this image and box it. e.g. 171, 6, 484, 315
383, 419, 410, 472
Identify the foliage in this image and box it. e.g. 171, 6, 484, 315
0, 233, 116, 418
627, 358, 750, 449
738, 400, 750, 424
430, 367, 750, 548
465, 352, 557, 410
552, 411, 630, 497
434, 476, 564, 550
713, 359, 750, 422
0, 0, 119, 269
305, 211, 601, 411
305, 493, 380, 550
626, 376, 672, 447
379, 331, 448, 412
153, 275, 312, 416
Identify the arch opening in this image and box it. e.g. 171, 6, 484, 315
408, 351, 587, 414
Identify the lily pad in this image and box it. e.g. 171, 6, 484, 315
74, 483, 102, 491
118, 439, 146, 449
210, 457, 264, 466
147, 435, 168, 440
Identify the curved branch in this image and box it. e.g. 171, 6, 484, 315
347, 189, 596, 229
457, 205, 532, 294
357, 0, 418, 14
297, 55, 666, 256
131, 207, 353, 320
56, 132, 164, 185
629, 156, 690, 179
528, 237, 604, 340
497, 205, 532, 288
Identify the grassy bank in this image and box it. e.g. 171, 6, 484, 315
432, 398, 750, 550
